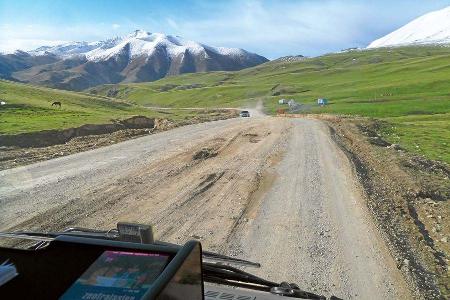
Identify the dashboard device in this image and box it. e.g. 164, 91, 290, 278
60, 250, 170, 299
0, 235, 203, 299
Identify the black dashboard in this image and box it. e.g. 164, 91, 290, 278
0, 236, 203, 299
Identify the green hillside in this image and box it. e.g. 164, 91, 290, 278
0, 80, 199, 135
89, 46, 450, 163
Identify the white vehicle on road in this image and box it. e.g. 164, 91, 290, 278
240, 110, 250, 117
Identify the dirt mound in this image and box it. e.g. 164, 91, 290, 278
243, 133, 261, 143
0, 116, 155, 148
119, 116, 155, 129
192, 148, 218, 160
154, 118, 175, 130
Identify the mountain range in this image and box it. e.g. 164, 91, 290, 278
0, 30, 268, 91
2, 6, 450, 91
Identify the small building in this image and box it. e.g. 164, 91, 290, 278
317, 98, 328, 106
278, 99, 287, 104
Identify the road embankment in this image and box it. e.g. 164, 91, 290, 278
325, 116, 449, 300
0, 109, 238, 170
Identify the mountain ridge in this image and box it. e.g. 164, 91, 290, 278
28, 30, 255, 61
0, 30, 268, 91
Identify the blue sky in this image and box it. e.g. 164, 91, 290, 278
0, 0, 449, 58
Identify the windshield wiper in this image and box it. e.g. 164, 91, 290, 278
203, 262, 341, 299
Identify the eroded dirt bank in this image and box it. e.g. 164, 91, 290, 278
0, 109, 237, 170
324, 116, 449, 299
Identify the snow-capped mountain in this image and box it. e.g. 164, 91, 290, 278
28, 30, 254, 62
368, 6, 450, 48
1, 30, 268, 91
29, 41, 103, 58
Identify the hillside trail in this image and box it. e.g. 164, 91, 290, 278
0, 116, 411, 299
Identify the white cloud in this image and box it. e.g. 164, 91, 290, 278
161, 1, 377, 58
142, 0, 449, 58
0, 1, 448, 58
0, 1, 376, 57
0, 39, 67, 53
166, 18, 179, 30
0, 23, 123, 52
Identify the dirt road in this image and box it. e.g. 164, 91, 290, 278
0, 116, 411, 299
228, 119, 411, 299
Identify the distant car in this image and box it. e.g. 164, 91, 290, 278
240, 110, 250, 117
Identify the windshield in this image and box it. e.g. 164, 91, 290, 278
0, 1, 449, 299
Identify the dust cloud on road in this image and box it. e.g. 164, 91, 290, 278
0, 116, 411, 299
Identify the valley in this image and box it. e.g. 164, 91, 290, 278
1, 5, 449, 299
88, 46, 450, 164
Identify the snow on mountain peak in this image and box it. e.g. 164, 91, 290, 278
85, 31, 207, 61
368, 6, 450, 48
26, 30, 249, 62
128, 29, 151, 39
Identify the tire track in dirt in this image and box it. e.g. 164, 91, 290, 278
1, 118, 290, 255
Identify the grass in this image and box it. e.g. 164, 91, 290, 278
0, 80, 200, 134
379, 113, 450, 162
89, 46, 450, 163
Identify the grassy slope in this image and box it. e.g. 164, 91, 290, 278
89, 46, 450, 163
0, 80, 206, 135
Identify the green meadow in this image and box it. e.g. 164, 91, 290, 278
0, 80, 205, 135
1, 46, 448, 163
89, 46, 450, 163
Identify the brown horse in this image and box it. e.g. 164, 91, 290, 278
51, 101, 61, 108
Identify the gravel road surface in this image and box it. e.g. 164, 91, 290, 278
0, 115, 411, 299
228, 118, 411, 299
